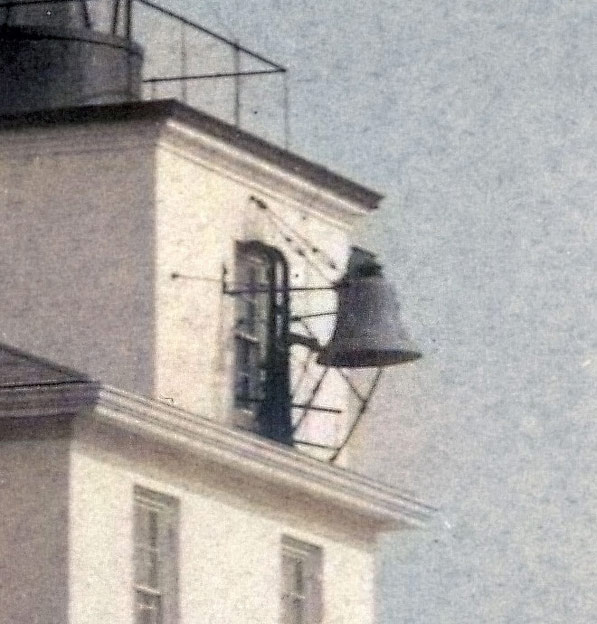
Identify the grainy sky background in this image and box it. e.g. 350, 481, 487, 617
148, 1, 597, 621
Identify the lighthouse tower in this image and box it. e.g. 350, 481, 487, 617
0, 2, 431, 622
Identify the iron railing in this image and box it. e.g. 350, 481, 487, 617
0, 0, 290, 146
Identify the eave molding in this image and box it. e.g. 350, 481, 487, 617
0, 100, 381, 228
0, 381, 434, 530
158, 118, 373, 228
0, 119, 364, 231
0, 381, 99, 418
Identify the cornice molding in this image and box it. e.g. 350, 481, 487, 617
0, 121, 371, 229
0, 100, 381, 227
0, 381, 434, 530
158, 119, 372, 228
0, 120, 160, 159
0, 381, 99, 418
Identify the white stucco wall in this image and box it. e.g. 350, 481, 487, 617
69, 418, 376, 624
154, 137, 364, 459
0, 420, 70, 624
0, 126, 156, 395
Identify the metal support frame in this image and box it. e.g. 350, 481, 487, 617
327, 368, 383, 462
290, 318, 385, 462
293, 367, 384, 462
187, 236, 390, 459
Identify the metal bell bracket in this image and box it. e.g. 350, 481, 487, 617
290, 318, 385, 462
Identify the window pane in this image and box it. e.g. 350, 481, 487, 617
282, 594, 305, 624
148, 510, 159, 549
136, 546, 160, 590
282, 554, 304, 595
234, 336, 263, 410
235, 337, 252, 372
134, 508, 160, 590
236, 295, 257, 332
134, 488, 178, 624
281, 537, 322, 624
147, 548, 159, 589
136, 591, 162, 624
134, 505, 148, 545
294, 558, 304, 594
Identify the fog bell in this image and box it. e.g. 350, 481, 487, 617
317, 254, 421, 368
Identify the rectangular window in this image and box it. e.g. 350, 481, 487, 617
134, 487, 179, 624
234, 248, 268, 415
281, 536, 323, 624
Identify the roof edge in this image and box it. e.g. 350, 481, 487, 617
0, 99, 383, 212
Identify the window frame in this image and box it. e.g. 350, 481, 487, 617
233, 246, 269, 416
281, 535, 323, 624
133, 486, 179, 624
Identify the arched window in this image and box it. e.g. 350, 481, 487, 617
233, 240, 292, 445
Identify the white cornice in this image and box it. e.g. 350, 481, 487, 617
0, 381, 99, 418
0, 121, 160, 159
0, 103, 379, 228
158, 119, 372, 228
0, 115, 373, 229
0, 381, 434, 530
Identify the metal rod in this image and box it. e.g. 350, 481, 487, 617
296, 318, 369, 403
329, 368, 384, 462
143, 69, 283, 84
174, 272, 332, 291
125, 0, 132, 39
290, 311, 336, 320
292, 403, 342, 414
170, 272, 223, 283
0, 0, 100, 6
133, 0, 286, 71
283, 71, 290, 149
233, 41, 241, 127
224, 284, 336, 295
180, 21, 188, 103
292, 367, 330, 433
288, 332, 321, 351
337, 368, 366, 403
240, 396, 339, 414
256, 199, 339, 273
111, 0, 121, 35
81, 0, 91, 28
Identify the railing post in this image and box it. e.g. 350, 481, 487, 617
283, 70, 290, 149
233, 40, 241, 127
111, 0, 121, 35
180, 21, 187, 103
125, 0, 132, 40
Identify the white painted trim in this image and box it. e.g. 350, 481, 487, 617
0, 116, 374, 228
0, 381, 433, 530
0, 381, 98, 418
156, 139, 356, 233
158, 120, 371, 228
0, 122, 159, 158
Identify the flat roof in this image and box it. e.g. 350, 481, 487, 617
0, 99, 382, 211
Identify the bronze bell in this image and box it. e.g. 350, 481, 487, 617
317, 250, 421, 368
